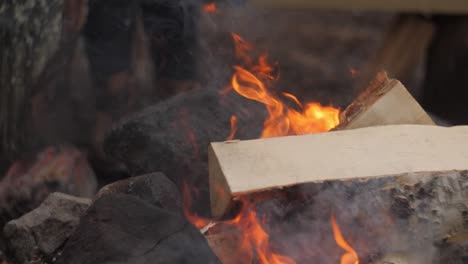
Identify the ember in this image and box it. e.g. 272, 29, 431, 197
204, 3, 218, 14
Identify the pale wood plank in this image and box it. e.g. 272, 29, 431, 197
209, 125, 468, 217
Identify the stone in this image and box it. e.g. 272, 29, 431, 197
3, 192, 91, 264
104, 88, 265, 215
56, 173, 220, 264
0, 145, 97, 230
96, 172, 182, 212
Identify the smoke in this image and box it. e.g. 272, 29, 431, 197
241, 171, 468, 263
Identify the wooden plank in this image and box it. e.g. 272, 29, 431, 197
335, 71, 435, 130
250, 0, 468, 14
209, 125, 468, 217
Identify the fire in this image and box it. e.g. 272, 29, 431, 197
203, 2, 218, 14
331, 215, 360, 264
229, 33, 340, 138
236, 203, 296, 264
184, 32, 355, 264
227, 115, 238, 140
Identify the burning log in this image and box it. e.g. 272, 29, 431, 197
335, 71, 434, 130
209, 125, 468, 218
208, 125, 468, 262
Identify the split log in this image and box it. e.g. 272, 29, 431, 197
209, 125, 468, 218
335, 71, 435, 130
205, 228, 252, 264
208, 125, 468, 262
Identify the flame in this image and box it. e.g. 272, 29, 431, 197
185, 32, 353, 264
331, 215, 360, 264
235, 202, 296, 264
203, 2, 218, 14
229, 33, 340, 138
227, 115, 238, 140
183, 182, 212, 229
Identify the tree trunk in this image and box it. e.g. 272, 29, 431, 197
0, 0, 65, 160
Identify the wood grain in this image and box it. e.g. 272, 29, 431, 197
209, 125, 468, 217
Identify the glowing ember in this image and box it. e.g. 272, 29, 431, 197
229, 33, 340, 138
349, 68, 359, 77
203, 2, 218, 14
331, 214, 360, 264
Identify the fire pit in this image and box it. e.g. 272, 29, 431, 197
1, 1, 468, 264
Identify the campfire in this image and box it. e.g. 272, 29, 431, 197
1, 1, 468, 264
184, 32, 356, 264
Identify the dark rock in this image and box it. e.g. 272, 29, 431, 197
0, 146, 97, 231
104, 88, 265, 215
96, 172, 182, 212
3, 192, 91, 264
56, 194, 220, 264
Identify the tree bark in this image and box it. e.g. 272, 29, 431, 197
0, 0, 65, 160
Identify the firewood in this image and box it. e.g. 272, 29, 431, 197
0, 0, 86, 159
205, 228, 252, 264
209, 125, 468, 218
335, 71, 435, 130
250, 0, 468, 14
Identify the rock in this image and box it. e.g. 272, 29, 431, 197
3, 192, 91, 264
104, 88, 266, 215
96, 172, 182, 212
57, 173, 220, 264
0, 145, 97, 230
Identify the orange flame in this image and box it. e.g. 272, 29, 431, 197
185, 32, 353, 264
227, 115, 238, 140
236, 203, 296, 264
229, 33, 340, 138
331, 215, 360, 264
183, 182, 212, 229
203, 2, 218, 14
